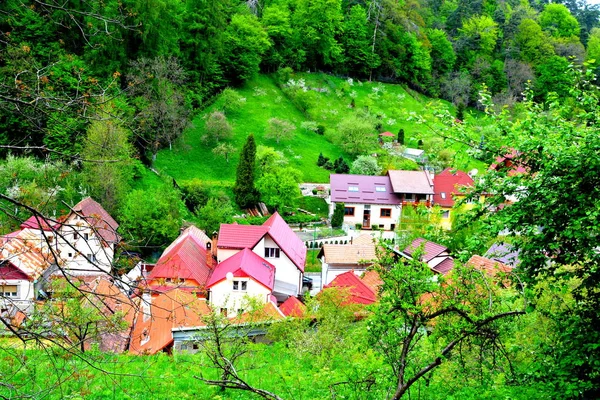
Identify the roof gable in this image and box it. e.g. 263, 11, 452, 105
70, 197, 120, 244
330, 174, 401, 205
403, 238, 448, 263
217, 224, 268, 249
0, 261, 31, 281
279, 296, 306, 317
433, 168, 474, 207
148, 227, 213, 286
1, 229, 52, 279
207, 248, 275, 290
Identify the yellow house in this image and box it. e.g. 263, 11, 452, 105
433, 168, 475, 230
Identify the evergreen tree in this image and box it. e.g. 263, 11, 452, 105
398, 129, 405, 145
331, 203, 345, 228
234, 134, 259, 208
317, 152, 329, 167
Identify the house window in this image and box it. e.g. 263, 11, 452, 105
380, 208, 392, 217
348, 186, 359, 192
375, 186, 386, 192
0, 285, 17, 298
73, 232, 78, 240
344, 207, 355, 216
405, 194, 414, 201
441, 192, 446, 199
87, 254, 97, 262
83, 233, 89, 240
233, 280, 247, 291
379, 224, 384, 229
264, 247, 280, 258
442, 211, 450, 219
68, 252, 73, 258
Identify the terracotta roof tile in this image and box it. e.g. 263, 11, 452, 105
324, 271, 377, 305
279, 296, 306, 317
433, 168, 474, 207
360, 270, 382, 294
467, 255, 512, 276
207, 248, 275, 290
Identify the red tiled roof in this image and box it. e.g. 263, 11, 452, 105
207, 248, 275, 290
325, 271, 377, 305
467, 255, 512, 276
403, 238, 448, 263
279, 296, 306, 317
70, 197, 120, 244
489, 150, 527, 176
433, 168, 474, 207
129, 290, 211, 355
431, 257, 454, 275
330, 174, 401, 205
217, 224, 268, 249
20, 215, 60, 231
147, 226, 213, 286
217, 212, 306, 272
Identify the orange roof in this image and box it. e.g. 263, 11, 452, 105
325, 271, 377, 305
360, 270, 382, 294
129, 289, 211, 355
466, 255, 512, 276
235, 301, 285, 323
279, 296, 306, 317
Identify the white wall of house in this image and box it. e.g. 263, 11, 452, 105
0, 279, 35, 311
320, 262, 367, 289
338, 203, 401, 231
57, 215, 113, 274
216, 248, 240, 263
253, 235, 301, 296
210, 278, 271, 317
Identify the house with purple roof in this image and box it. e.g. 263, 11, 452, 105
329, 170, 434, 231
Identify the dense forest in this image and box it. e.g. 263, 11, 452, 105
1, 1, 600, 398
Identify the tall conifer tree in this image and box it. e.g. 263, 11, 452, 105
234, 134, 259, 208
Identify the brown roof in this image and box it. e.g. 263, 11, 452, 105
70, 197, 120, 244
320, 234, 377, 265
129, 290, 211, 355
360, 270, 383, 294
387, 170, 434, 195
403, 238, 448, 263
466, 255, 512, 276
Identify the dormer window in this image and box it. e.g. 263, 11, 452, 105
348, 186, 359, 192
265, 247, 280, 258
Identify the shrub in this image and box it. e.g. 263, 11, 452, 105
317, 153, 329, 167
332, 203, 345, 228
316, 124, 326, 135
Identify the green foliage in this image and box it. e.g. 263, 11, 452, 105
233, 134, 259, 209
534, 56, 573, 100
195, 196, 234, 235
119, 184, 183, 250
515, 19, 555, 64
203, 111, 233, 145
351, 155, 382, 175
336, 116, 375, 156
265, 117, 295, 144
540, 3, 581, 39
179, 179, 210, 212
256, 166, 302, 211
331, 202, 344, 228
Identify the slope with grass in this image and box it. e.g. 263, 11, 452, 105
147, 73, 486, 192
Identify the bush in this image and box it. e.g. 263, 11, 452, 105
332, 203, 345, 228
316, 124, 326, 135
179, 179, 210, 213
317, 153, 329, 167
323, 160, 334, 170
334, 157, 350, 174
355, 223, 363, 230
275, 67, 293, 85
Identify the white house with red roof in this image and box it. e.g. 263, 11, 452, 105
207, 248, 275, 317
217, 212, 306, 301
433, 168, 474, 229
330, 170, 434, 231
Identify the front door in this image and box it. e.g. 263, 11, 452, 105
363, 209, 371, 229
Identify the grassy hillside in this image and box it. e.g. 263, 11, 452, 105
144, 73, 485, 191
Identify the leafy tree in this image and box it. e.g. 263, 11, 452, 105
428, 28, 456, 77
233, 134, 259, 209
331, 202, 344, 228
336, 116, 374, 156
196, 196, 234, 235
333, 157, 350, 174
585, 27, 600, 75
350, 155, 382, 176
539, 3, 580, 39
397, 129, 405, 145
342, 5, 380, 76
128, 57, 191, 165
256, 145, 287, 176
119, 184, 183, 250
80, 109, 134, 214
203, 111, 233, 144
457, 15, 499, 66
514, 19, 555, 64
222, 14, 271, 84
212, 142, 236, 163
369, 249, 524, 399
265, 118, 295, 144
219, 88, 244, 117
261, 4, 294, 71
180, 179, 210, 212
256, 165, 302, 211
534, 55, 573, 100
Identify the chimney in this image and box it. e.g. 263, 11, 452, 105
206, 242, 214, 268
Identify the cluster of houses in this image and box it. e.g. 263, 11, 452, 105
329, 167, 477, 231
0, 163, 518, 355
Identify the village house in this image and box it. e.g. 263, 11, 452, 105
216, 212, 307, 302
398, 238, 454, 275
329, 170, 434, 230
432, 168, 474, 229
318, 234, 377, 289
323, 270, 382, 306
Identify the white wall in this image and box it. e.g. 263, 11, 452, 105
210, 278, 271, 317
339, 203, 401, 231
216, 248, 240, 263
254, 236, 301, 296
320, 260, 367, 289
0, 279, 35, 311
57, 214, 113, 274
